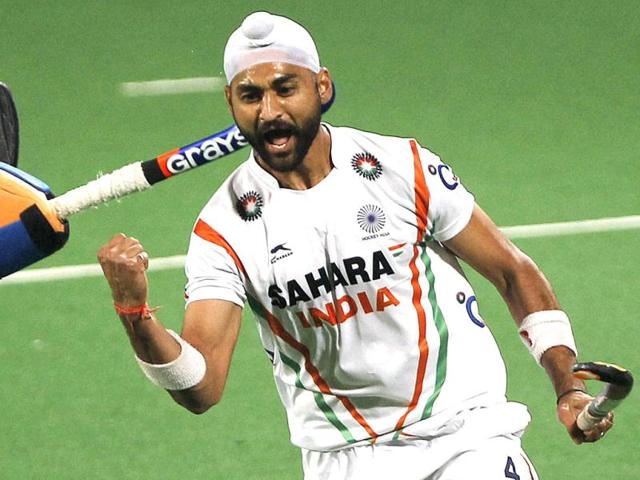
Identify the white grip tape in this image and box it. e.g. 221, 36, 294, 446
518, 310, 577, 366
135, 329, 207, 391
576, 407, 602, 432
50, 161, 151, 219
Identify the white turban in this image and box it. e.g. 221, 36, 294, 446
223, 12, 321, 83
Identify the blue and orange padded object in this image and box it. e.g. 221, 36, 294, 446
0, 163, 69, 278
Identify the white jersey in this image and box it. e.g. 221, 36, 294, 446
185, 124, 520, 451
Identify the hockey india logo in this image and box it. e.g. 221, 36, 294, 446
351, 152, 383, 180
357, 204, 386, 233
236, 190, 264, 221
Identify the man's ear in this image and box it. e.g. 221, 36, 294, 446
224, 85, 233, 111
316, 68, 333, 106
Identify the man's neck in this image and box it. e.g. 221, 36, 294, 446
256, 126, 332, 190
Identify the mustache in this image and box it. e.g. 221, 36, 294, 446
257, 119, 297, 137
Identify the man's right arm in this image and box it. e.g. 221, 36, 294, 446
98, 234, 242, 414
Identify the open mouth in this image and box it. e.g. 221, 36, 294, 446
263, 126, 294, 151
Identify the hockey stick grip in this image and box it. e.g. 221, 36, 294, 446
577, 406, 609, 431
49, 161, 151, 219
573, 362, 633, 432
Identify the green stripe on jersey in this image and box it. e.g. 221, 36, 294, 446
420, 246, 450, 419
246, 294, 263, 317
279, 352, 357, 445
246, 295, 357, 445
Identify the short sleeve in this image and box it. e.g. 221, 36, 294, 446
419, 147, 475, 242
184, 233, 246, 308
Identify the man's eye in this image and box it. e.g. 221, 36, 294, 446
240, 91, 260, 102
278, 85, 295, 95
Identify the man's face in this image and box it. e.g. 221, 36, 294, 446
225, 63, 327, 172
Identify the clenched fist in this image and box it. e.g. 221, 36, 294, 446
97, 234, 149, 307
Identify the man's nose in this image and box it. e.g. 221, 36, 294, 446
259, 92, 283, 121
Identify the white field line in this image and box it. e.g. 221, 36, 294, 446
2, 255, 186, 285
500, 215, 640, 239
120, 77, 225, 97
2, 215, 639, 286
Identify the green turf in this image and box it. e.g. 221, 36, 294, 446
1, 1, 639, 478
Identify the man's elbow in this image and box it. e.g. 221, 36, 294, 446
170, 389, 223, 414
495, 251, 540, 294
500, 252, 549, 299
185, 401, 215, 415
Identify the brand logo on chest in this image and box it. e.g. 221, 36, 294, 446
270, 242, 293, 264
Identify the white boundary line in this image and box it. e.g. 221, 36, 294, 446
2, 215, 639, 286
120, 77, 225, 97
2, 255, 186, 285
500, 215, 640, 239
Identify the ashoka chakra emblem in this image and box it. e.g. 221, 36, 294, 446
357, 204, 386, 233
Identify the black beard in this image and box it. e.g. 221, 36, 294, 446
242, 109, 322, 173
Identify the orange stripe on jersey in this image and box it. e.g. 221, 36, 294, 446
156, 148, 180, 179
388, 242, 406, 251
393, 140, 431, 432
411, 140, 430, 232
193, 219, 247, 275
259, 304, 379, 440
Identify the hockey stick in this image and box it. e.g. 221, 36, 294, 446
50, 84, 336, 219
50, 124, 247, 219
573, 362, 634, 431
0, 82, 19, 167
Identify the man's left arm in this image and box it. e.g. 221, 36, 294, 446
443, 203, 613, 444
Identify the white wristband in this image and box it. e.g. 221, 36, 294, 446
135, 330, 207, 391
518, 310, 578, 366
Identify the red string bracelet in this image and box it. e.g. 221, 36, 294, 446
114, 302, 155, 317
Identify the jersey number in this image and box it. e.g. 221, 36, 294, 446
504, 456, 520, 479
